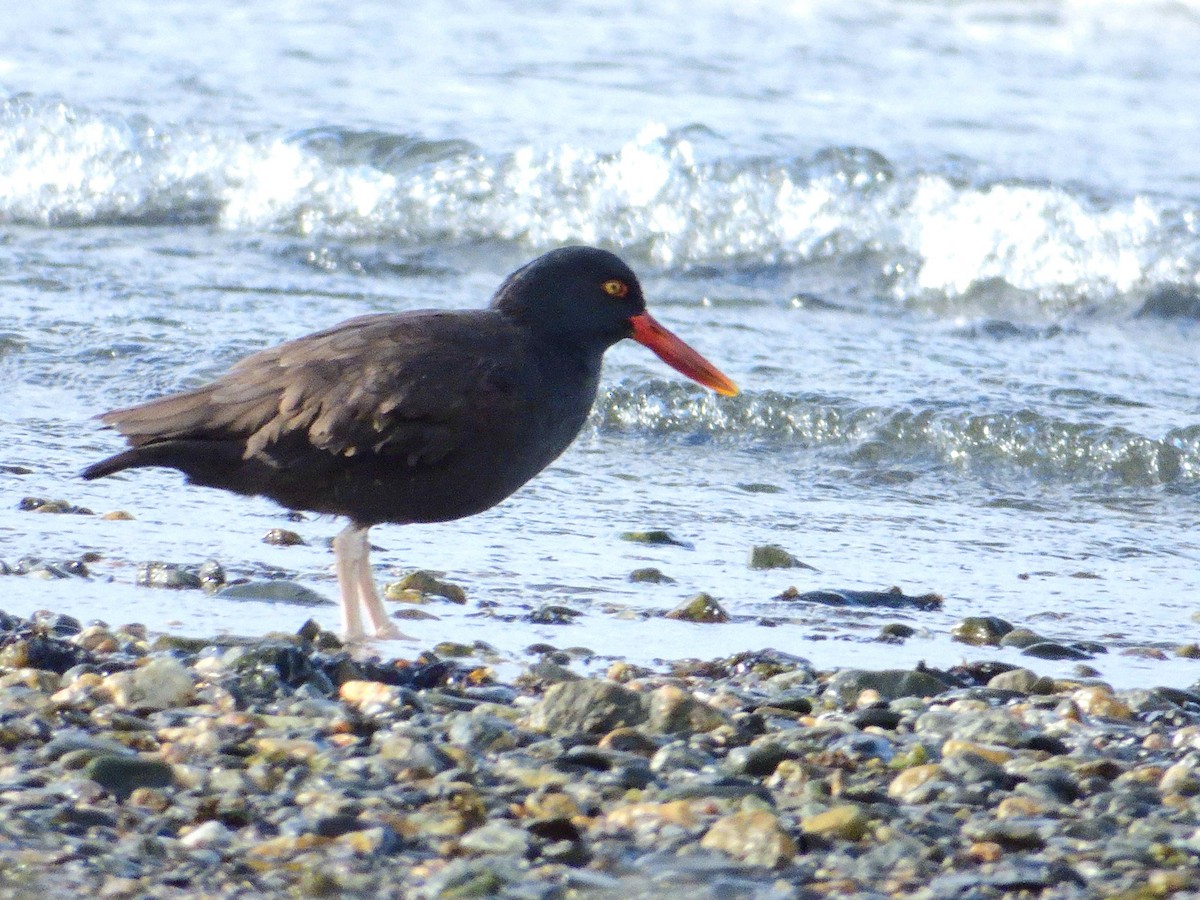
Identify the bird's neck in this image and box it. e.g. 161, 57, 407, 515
533, 332, 605, 388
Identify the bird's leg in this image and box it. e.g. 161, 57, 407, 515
354, 538, 414, 641
336, 523, 413, 641
332, 523, 367, 640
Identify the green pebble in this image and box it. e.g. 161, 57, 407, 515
394, 570, 467, 603
1023, 642, 1093, 661
620, 530, 691, 547
998, 627, 1045, 648
262, 528, 306, 546
748, 544, 807, 570
629, 567, 675, 584
433, 641, 476, 657
825, 669, 951, 705
84, 754, 175, 800
736, 482, 784, 494
664, 593, 730, 623
298, 870, 342, 898
219, 580, 333, 606
950, 616, 1013, 646
438, 872, 505, 899
149, 634, 214, 654
802, 804, 870, 842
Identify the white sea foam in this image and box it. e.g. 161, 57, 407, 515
2, 100, 1198, 316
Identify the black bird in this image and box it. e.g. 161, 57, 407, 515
83, 246, 738, 639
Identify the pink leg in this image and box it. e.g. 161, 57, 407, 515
334, 523, 413, 641
354, 539, 413, 641
332, 524, 367, 640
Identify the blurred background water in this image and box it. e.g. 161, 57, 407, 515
1, 0, 1198, 687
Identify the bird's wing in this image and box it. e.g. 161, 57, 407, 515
100, 311, 530, 468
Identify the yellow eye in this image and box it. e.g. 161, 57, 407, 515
602, 279, 629, 298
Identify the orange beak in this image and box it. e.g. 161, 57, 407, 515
629, 312, 739, 397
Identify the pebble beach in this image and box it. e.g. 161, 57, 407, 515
1, 603, 1199, 899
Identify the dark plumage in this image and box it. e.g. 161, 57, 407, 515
83, 246, 738, 639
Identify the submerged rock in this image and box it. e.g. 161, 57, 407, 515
748, 544, 814, 570
137, 561, 203, 590
776, 586, 942, 610
951, 616, 1014, 646
879, 623, 917, 641
388, 570, 467, 603
197, 559, 227, 590
664, 593, 729, 623
18, 496, 94, 515
262, 527, 306, 546
383, 585, 427, 603
620, 529, 693, 548
526, 605, 582, 625
432, 641, 477, 658
629, 567, 676, 584
1022, 641, 1095, 661
218, 580, 333, 606
736, 482, 785, 494
998, 627, 1046, 648
14, 557, 88, 579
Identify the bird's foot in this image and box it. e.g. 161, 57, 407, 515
337, 618, 416, 644
370, 620, 417, 641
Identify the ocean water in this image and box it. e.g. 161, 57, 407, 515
1, 0, 1198, 688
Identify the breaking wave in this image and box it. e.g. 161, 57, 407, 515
595, 383, 1200, 487
2, 96, 1199, 314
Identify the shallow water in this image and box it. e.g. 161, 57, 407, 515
2, 0, 1199, 688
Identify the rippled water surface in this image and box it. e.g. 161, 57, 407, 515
2, 0, 1199, 688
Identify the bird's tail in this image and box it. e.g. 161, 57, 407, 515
81, 448, 152, 480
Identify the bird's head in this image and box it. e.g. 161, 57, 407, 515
492, 246, 738, 396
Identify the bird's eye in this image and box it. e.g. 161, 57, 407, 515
602, 279, 629, 298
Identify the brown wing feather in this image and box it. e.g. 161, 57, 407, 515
92, 310, 529, 473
